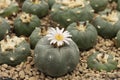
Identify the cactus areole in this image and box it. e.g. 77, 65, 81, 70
0, 0, 18, 17
51, 0, 94, 28
34, 27, 80, 77
87, 52, 118, 72
0, 35, 31, 66
92, 10, 120, 39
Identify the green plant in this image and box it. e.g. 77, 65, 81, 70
0, 35, 31, 66
87, 52, 118, 72
115, 30, 120, 48
22, 0, 49, 18
90, 0, 108, 12
0, 17, 10, 40
117, 0, 120, 11
0, 0, 19, 17
14, 12, 41, 37
92, 9, 120, 39
50, 0, 94, 28
34, 27, 80, 77
67, 22, 97, 50
46, 0, 55, 9
29, 27, 48, 49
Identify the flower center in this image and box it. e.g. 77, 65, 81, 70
55, 34, 64, 41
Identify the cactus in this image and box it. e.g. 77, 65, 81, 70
0, 35, 31, 66
117, 0, 120, 11
0, 17, 10, 41
115, 30, 120, 48
67, 21, 97, 50
14, 12, 41, 37
90, 0, 108, 12
0, 0, 19, 17
46, 0, 55, 9
34, 27, 80, 77
29, 27, 48, 49
87, 52, 118, 72
92, 9, 120, 39
50, 0, 94, 28
22, 0, 49, 18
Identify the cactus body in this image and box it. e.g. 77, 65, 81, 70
34, 36, 79, 77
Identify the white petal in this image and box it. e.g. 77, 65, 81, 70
57, 41, 63, 46
63, 39, 70, 45
59, 28, 64, 34
50, 40, 57, 44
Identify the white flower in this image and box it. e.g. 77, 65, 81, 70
46, 27, 72, 47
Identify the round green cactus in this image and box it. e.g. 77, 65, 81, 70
0, 0, 19, 17
67, 22, 97, 50
14, 12, 41, 37
92, 10, 120, 39
0, 17, 10, 41
34, 27, 80, 77
34, 37, 79, 77
50, 0, 94, 28
0, 35, 31, 66
29, 27, 48, 49
22, 0, 49, 18
90, 0, 108, 12
87, 52, 118, 72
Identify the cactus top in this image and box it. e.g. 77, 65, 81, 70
56, 0, 85, 8
76, 22, 87, 32
46, 27, 72, 47
96, 53, 109, 63
0, 36, 25, 52
96, 53, 115, 64
20, 13, 32, 23
101, 11, 119, 24
0, 0, 16, 9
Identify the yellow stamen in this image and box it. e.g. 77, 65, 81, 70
55, 34, 64, 41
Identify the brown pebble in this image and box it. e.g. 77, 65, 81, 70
29, 76, 37, 80
19, 70, 25, 79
